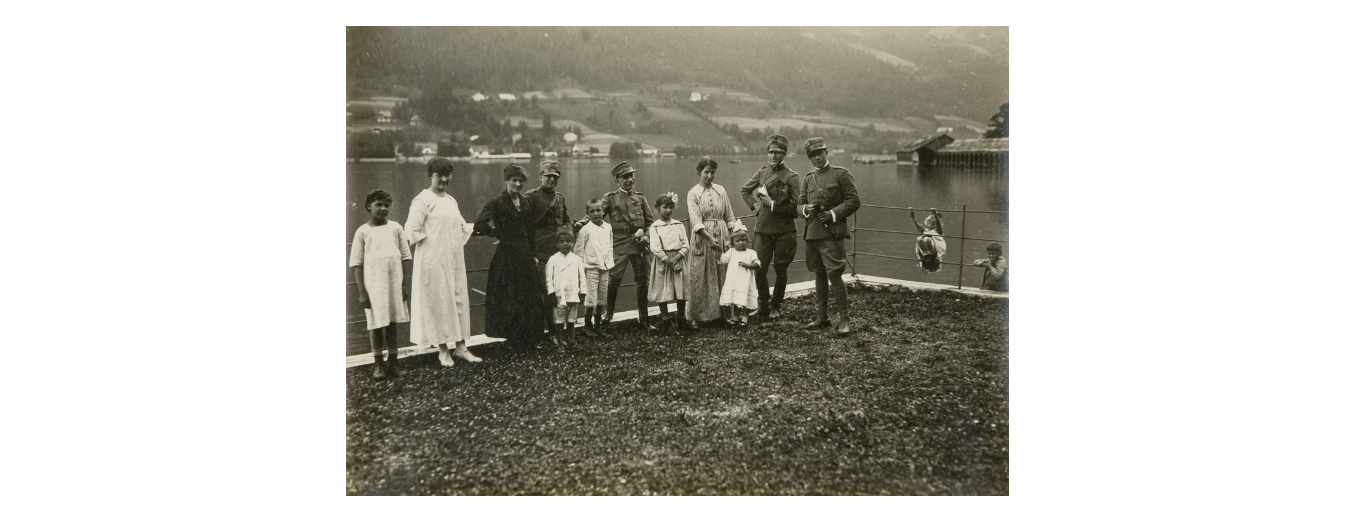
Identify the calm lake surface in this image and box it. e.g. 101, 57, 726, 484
346, 157, 1007, 355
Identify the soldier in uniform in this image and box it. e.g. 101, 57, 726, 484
524, 160, 571, 345
739, 134, 800, 320
601, 161, 659, 331
796, 137, 861, 336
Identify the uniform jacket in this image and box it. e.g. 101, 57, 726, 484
796, 163, 861, 241
524, 187, 570, 259
739, 163, 800, 235
601, 188, 655, 256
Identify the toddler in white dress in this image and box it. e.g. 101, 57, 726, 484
719, 229, 760, 327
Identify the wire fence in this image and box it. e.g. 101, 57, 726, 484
346, 205, 1007, 328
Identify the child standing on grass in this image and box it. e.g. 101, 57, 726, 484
545, 230, 586, 348
648, 192, 690, 334
910, 207, 946, 273
350, 189, 412, 379
973, 242, 1008, 292
573, 199, 614, 338
719, 229, 760, 327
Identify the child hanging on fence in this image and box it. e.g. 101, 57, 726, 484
719, 229, 760, 327
573, 198, 614, 338
973, 242, 1008, 292
350, 189, 413, 380
910, 207, 947, 273
648, 192, 690, 334
545, 229, 587, 347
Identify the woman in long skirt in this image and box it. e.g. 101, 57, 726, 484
406, 158, 481, 367
684, 156, 745, 326
474, 164, 548, 349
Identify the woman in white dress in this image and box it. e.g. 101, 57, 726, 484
406, 158, 481, 367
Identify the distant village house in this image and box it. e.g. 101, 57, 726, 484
498, 93, 518, 101
471, 93, 488, 102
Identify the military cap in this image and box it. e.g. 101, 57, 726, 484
767, 134, 789, 153
610, 161, 637, 178
539, 160, 562, 176
803, 137, 828, 155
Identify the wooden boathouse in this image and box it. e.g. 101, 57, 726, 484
898, 134, 1008, 170
934, 137, 1009, 169
897, 134, 955, 166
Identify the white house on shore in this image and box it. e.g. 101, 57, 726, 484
562, 132, 578, 143
523, 91, 550, 100
471, 93, 488, 102
498, 93, 518, 101
376, 110, 392, 123
690, 92, 702, 102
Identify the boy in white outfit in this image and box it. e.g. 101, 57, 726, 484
573, 198, 615, 338
546, 230, 587, 347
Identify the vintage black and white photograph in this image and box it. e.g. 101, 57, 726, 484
345, 26, 1009, 495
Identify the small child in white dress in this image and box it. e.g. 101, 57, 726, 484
719, 229, 761, 327
349, 189, 413, 380
910, 208, 946, 273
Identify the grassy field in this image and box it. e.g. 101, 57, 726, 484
346, 285, 1008, 495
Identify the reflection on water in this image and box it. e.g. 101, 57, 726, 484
346, 158, 1007, 354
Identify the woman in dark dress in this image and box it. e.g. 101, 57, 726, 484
474, 164, 548, 349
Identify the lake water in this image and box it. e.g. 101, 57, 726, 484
346, 157, 1007, 355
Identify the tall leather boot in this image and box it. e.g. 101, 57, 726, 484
605, 277, 621, 326
831, 274, 851, 336
803, 272, 832, 330
771, 263, 789, 318
637, 282, 658, 331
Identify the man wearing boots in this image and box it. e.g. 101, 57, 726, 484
739, 134, 800, 321
601, 161, 659, 332
796, 137, 860, 336
525, 160, 571, 347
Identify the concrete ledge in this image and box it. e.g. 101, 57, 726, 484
345, 274, 1006, 368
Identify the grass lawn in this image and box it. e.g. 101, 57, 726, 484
346, 285, 1008, 495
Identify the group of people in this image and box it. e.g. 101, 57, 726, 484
349, 134, 1005, 380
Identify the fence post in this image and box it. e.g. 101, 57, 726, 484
851, 212, 858, 281
957, 203, 967, 289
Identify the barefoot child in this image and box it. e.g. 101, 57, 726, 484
910, 207, 946, 273
719, 229, 760, 327
973, 242, 1008, 292
545, 230, 586, 347
350, 189, 413, 379
648, 192, 690, 334
573, 199, 614, 338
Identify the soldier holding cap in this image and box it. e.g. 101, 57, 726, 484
601, 161, 659, 331
525, 160, 572, 345
796, 137, 860, 336
739, 134, 801, 320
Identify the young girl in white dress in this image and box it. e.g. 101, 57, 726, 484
647, 192, 689, 334
350, 189, 412, 379
719, 229, 760, 327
